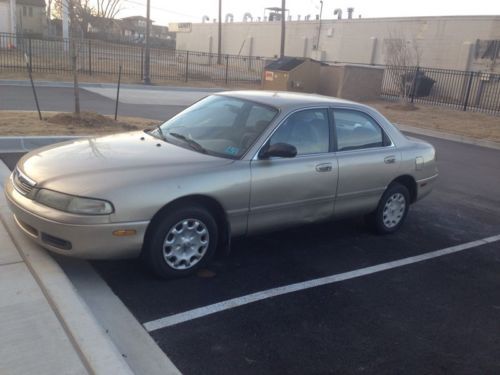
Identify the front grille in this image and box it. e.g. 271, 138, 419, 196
12, 168, 36, 196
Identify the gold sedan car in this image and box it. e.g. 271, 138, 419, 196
5, 91, 437, 278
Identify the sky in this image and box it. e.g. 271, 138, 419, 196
117, 0, 500, 26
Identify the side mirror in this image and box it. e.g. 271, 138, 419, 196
260, 142, 297, 159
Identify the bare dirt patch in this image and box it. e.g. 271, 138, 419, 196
0, 111, 160, 136
366, 100, 500, 143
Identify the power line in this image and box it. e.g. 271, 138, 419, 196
122, 0, 199, 19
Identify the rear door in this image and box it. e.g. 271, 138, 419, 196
332, 108, 401, 217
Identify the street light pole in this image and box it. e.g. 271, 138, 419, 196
144, 0, 151, 84
280, 0, 285, 58
217, 0, 222, 64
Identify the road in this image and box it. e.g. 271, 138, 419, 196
0, 84, 214, 120
1, 85, 499, 374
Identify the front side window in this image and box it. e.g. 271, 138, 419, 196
334, 110, 387, 151
269, 109, 330, 155
155, 95, 278, 159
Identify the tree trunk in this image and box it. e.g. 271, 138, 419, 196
68, 0, 80, 115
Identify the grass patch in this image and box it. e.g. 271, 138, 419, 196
366, 100, 500, 143
0, 111, 160, 136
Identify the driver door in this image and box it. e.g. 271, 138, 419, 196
248, 108, 338, 234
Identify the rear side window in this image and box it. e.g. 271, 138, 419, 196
333, 110, 388, 151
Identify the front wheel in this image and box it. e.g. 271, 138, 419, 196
143, 206, 218, 278
373, 183, 410, 234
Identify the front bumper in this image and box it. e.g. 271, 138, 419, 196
5, 178, 148, 259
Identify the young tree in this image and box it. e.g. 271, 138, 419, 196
384, 32, 423, 105
67, 0, 81, 115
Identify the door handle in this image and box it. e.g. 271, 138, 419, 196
384, 155, 396, 164
316, 163, 333, 172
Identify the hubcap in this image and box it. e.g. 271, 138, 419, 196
162, 219, 209, 270
382, 193, 406, 228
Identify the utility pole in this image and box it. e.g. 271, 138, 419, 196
217, 0, 222, 64
316, 0, 323, 49
143, 0, 151, 84
62, 0, 69, 42
280, 0, 285, 58
10, 0, 16, 47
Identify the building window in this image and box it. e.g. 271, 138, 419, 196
23, 6, 27, 17
29, 7, 33, 17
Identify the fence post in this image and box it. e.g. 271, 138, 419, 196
28, 38, 32, 71
185, 51, 189, 82
463, 71, 474, 112
140, 46, 144, 79
88, 39, 92, 76
225, 55, 229, 84
410, 66, 419, 103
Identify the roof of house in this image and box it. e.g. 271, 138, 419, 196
17, 0, 46, 6
122, 16, 150, 21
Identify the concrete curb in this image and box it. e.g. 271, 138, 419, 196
0, 162, 133, 375
0, 79, 225, 92
395, 123, 500, 151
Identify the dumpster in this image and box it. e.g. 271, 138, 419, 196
262, 57, 321, 93
401, 70, 436, 97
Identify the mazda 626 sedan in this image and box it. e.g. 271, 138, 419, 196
5, 91, 438, 278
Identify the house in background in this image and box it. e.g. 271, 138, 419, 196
87, 15, 124, 40
0, 0, 46, 36
120, 15, 152, 42
17, 0, 46, 36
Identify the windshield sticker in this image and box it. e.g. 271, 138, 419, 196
224, 146, 240, 156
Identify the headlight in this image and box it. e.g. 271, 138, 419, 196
35, 189, 114, 215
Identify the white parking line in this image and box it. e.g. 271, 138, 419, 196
144, 234, 500, 332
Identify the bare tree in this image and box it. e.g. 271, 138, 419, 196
53, 0, 122, 35
95, 0, 122, 19
384, 32, 422, 105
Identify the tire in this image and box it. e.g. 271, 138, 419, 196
373, 182, 410, 234
143, 205, 218, 278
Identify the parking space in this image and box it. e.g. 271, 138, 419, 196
2, 133, 500, 374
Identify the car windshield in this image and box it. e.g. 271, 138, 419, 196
155, 95, 279, 159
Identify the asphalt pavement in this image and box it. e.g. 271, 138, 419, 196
2, 82, 499, 374
0, 85, 188, 121
2, 134, 499, 374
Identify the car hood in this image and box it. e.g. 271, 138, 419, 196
18, 131, 234, 195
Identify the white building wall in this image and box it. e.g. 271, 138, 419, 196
176, 16, 500, 71
0, 2, 12, 33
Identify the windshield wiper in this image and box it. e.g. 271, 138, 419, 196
168, 132, 207, 154
156, 125, 166, 140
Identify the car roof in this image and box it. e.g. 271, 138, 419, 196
216, 90, 357, 110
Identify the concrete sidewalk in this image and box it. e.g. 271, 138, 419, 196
0, 163, 133, 375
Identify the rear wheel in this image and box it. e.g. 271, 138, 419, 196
143, 206, 218, 278
372, 183, 410, 234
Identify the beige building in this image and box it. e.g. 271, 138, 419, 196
0, 0, 46, 36
176, 15, 500, 73
16, 0, 46, 36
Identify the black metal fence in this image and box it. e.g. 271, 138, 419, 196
381, 65, 500, 115
0, 33, 265, 84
